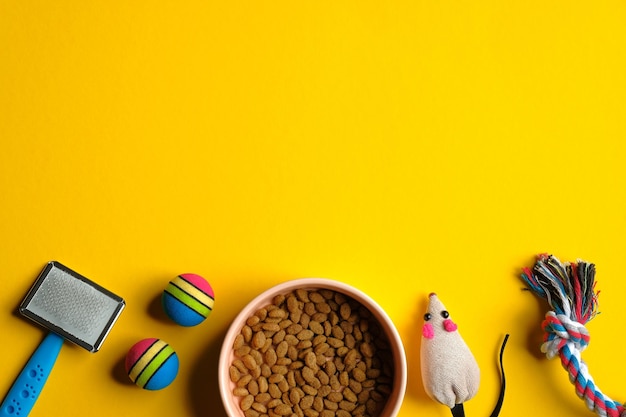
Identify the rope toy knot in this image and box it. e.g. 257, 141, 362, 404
541, 311, 590, 359
521, 254, 626, 417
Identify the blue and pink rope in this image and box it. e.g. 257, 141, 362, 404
521, 254, 625, 417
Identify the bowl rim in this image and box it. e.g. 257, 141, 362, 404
218, 277, 407, 417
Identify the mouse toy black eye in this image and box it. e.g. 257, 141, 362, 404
441, 310, 449, 318
424, 313, 432, 321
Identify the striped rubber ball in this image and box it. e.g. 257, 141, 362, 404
125, 338, 179, 390
162, 273, 215, 327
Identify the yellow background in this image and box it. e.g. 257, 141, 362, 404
1, 1, 625, 416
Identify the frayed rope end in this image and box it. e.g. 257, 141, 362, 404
520, 254, 599, 324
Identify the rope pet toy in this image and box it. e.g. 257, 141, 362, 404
420, 292, 509, 417
520, 254, 624, 417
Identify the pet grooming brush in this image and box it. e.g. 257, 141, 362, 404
1, 261, 125, 416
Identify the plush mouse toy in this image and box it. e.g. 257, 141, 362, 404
420, 293, 508, 417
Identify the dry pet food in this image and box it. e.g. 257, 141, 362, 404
229, 288, 395, 417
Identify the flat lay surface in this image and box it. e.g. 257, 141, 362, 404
2, 1, 626, 416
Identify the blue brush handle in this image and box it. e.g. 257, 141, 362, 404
1, 332, 64, 416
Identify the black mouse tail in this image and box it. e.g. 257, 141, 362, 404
489, 334, 509, 417
451, 403, 465, 417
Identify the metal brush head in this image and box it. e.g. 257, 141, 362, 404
19, 261, 125, 352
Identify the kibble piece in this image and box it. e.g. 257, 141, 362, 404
285, 335, 299, 346
243, 354, 258, 370
248, 379, 260, 396
269, 308, 287, 319
344, 333, 356, 349
360, 342, 374, 358
370, 390, 384, 401
250, 366, 261, 379
274, 404, 294, 416
269, 373, 285, 384
267, 398, 283, 408
291, 309, 302, 324
289, 388, 301, 405
252, 331, 267, 349
302, 384, 317, 396
250, 349, 264, 366
317, 385, 331, 397
300, 314, 311, 329
357, 390, 370, 404
241, 395, 254, 410
230, 365, 242, 382
343, 387, 358, 402
244, 409, 260, 417
261, 363, 272, 378
296, 340, 312, 349
251, 402, 267, 413
297, 329, 314, 341
242, 325, 253, 342
353, 404, 366, 416
304, 352, 317, 369
313, 396, 324, 412
269, 383, 282, 398
234, 333, 245, 349
327, 337, 343, 348
339, 371, 349, 386
362, 378, 376, 388
344, 349, 358, 369
303, 409, 319, 417
287, 345, 298, 361
272, 364, 288, 376
352, 368, 367, 382
316, 370, 329, 385
366, 398, 381, 415
349, 379, 362, 394
366, 368, 381, 379
295, 289, 309, 302
236, 345, 252, 357
300, 395, 314, 409
237, 374, 253, 388
308, 292, 324, 303
233, 359, 248, 374
264, 348, 278, 366
323, 399, 338, 410
287, 370, 297, 387
276, 341, 289, 357
301, 366, 316, 384
273, 329, 287, 344
378, 384, 392, 395
263, 322, 282, 332
339, 303, 351, 320
278, 378, 290, 392
308, 321, 324, 335
339, 400, 357, 412
287, 323, 303, 335
256, 393, 271, 403
287, 295, 300, 312
327, 392, 343, 403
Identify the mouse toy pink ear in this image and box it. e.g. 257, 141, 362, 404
420, 293, 508, 417
520, 254, 624, 417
